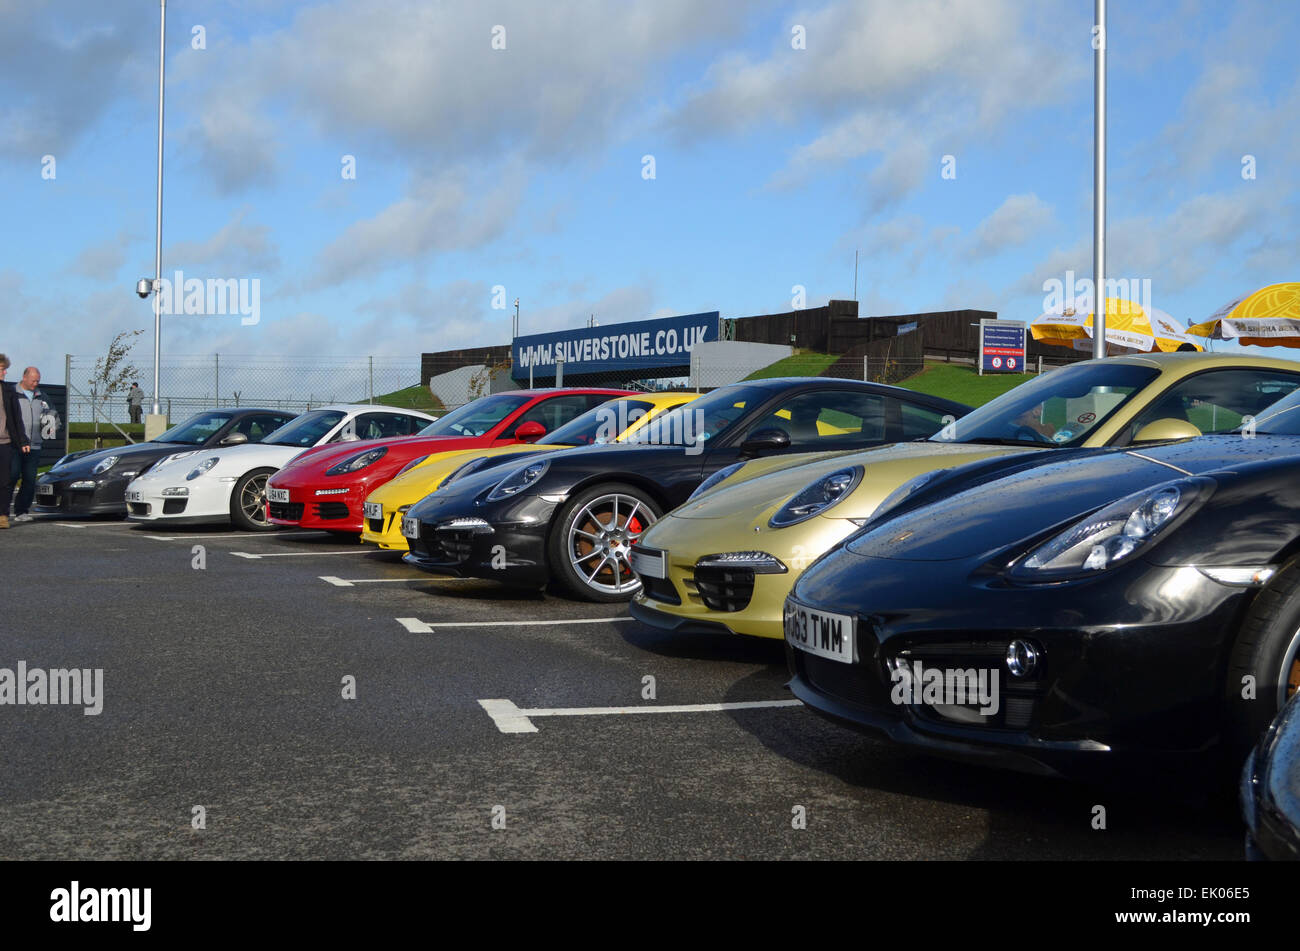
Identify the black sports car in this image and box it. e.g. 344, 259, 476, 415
1242, 694, 1300, 860
401, 377, 971, 601
34, 408, 296, 517
784, 388, 1300, 779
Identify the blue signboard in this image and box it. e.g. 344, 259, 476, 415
512, 311, 720, 380
979, 319, 1026, 373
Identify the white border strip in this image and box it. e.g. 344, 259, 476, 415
478, 698, 803, 734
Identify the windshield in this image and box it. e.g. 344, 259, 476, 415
1249, 388, 1300, 435
155, 411, 236, 445
265, 410, 346, 447
931, 361, 1160, 447
627, 384, 766, 447
418, 394, 531, 437
540, 399, 658, 446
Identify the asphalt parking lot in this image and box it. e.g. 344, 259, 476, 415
0, 517, 1244, 860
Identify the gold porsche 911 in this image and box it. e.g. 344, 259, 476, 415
629, 352, 1300, 639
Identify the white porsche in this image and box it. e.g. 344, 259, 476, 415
124, 404, 438, 531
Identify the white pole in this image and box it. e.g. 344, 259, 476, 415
1092, 0, 1107, 360
151, 0, 167, 413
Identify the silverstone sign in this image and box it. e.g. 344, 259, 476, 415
512, 311, 720, 380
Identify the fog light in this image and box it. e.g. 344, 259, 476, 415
315, 487, 349, 496
70, 480, 96, 489
1006, 640, 1039, 678
161, 487, 189, 497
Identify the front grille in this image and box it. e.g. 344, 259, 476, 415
314, 502, 349, 520
642, 577, 681, 605
128, 501, 151, 517
162, 499, 187, 515
693, 564, 755, 612
802, 654, 881, 708
367, 517, 384, 534
435, 530, 475, 562
269, 501, 304, 521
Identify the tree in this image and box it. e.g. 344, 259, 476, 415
89, 330, 143, 441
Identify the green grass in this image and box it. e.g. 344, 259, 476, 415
896, 362, 1034, 408
371, 384, 444, 413
742, 351, 839, 380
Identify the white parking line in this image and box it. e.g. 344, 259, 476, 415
478, 697, 804, 734
396, 617, 634, 633
230, 550, 373, 560
143, 533, 251, 541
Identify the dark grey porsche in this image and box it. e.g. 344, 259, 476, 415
34, 408, 296, 517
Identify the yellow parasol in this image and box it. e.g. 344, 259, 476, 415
1186, 282, 1300, 348
1030, 298, 1204, 353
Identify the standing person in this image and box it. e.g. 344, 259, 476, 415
127, 382, 144, 424
0, 355, 32, 530
10, 366, 51, 523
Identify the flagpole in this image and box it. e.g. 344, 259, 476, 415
1092, 0, 1107, 359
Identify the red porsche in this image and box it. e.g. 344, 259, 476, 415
265, 387, 632, 535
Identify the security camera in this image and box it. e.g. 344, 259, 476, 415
136, 278, 153, 298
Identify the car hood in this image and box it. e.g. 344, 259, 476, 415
50, 441, 186, 476
674, 441, 1045, 521
139, 442, 301, 478
279, 434, 497, 474
845, 436, 1296, 562
369, 443, 564, 504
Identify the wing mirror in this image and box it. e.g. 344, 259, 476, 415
1132, 418, 1203, 443
514, 421, 547, 442
740, 427, 791, 456
219, 432, 249, 446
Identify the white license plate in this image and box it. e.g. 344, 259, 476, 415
267, 487, 290, 503
363, 502, 382, 520
37, 483, 54, 496
784, 600, 854, 664
125, 489, 143, 502
401, 516, 420, 539
629, 547, 666, 579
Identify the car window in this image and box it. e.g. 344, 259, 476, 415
419, 394, 530, 437
746, 391, 889, 448
506, 395, 606, 437
900, 403, 955, 440
1118, 369, 1300, 444
235, 414, 294, 441
157, 412, 235, 445
350, 412, 424, 440
266, 411, 347, 447
540, 399, 658, 446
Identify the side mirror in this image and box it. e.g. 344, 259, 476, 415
514, 421, 547, 442
740, 427, 791, 456
1132, 418, 1202, 443
220, 432, 249, 446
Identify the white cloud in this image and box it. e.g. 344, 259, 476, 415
966, 193, 1055, 260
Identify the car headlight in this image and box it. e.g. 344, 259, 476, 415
91, 455, 120, 474
1009, 478, 1212, 582
441, 456, 492, 489
688, 462, 746, 502
395, 454, 431, 478
769, 466, 864, 528
325, 446, 389, 475
486, 459, 550, 502
186, 457, 220, 480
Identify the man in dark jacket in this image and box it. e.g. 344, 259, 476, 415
0, 354, 33, 530
10, 366, 51, 522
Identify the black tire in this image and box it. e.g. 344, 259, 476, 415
547, 482, 661, 603
1224, 557, 1300, 754
230, 468, 277, 531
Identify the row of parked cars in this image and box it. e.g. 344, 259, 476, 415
37, 352, 1300, 858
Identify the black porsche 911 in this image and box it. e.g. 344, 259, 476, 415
401, 377, 971, 601
34, 408, 296, 517
783, 388, 1300, 780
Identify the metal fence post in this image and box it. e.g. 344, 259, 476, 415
64, 354, 72, 456
215, 353, 219, 407
369, 356, 374, 403
863, 354, 869, 382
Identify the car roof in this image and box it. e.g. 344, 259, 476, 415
1089, 351, 1300, 371
308, 403, 438, 416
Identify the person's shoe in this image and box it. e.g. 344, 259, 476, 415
11, 513, 32, 523
0, 516, 9, 529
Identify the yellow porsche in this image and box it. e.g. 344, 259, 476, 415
629, 352, 1300, 639
362, 392, 697, 551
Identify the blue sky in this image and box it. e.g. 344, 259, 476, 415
2, 0, 1298, 386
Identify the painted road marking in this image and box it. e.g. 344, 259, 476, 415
143, 533, 251, 541
320, 576, 424, 587
478, 697, 804, 734
396, 617, 634, 633
230, 550, 373, 560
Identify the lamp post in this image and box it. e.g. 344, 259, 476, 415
1092, 0, 1107, 359
513, 298, 520, 339
136, 0, 168, 437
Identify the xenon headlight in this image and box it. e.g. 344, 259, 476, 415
326, 446, 388, 475
769, 466, 864, 528
486, 459, 550, 502
91, 455, 120, 474
440, 456, 492, 489
395, 454, 431, 478
687, 462, 746, 502
869, 468, 949, 524
186, 457, 220, 480
1009, 477, 1213, 583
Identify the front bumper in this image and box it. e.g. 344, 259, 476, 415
123, 476, 233, 525
630, 512, 860, 640
402, 495, 558, 587
784, 555, 1255, 778
32, 473, 135, 516
266, 482, 365, 532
